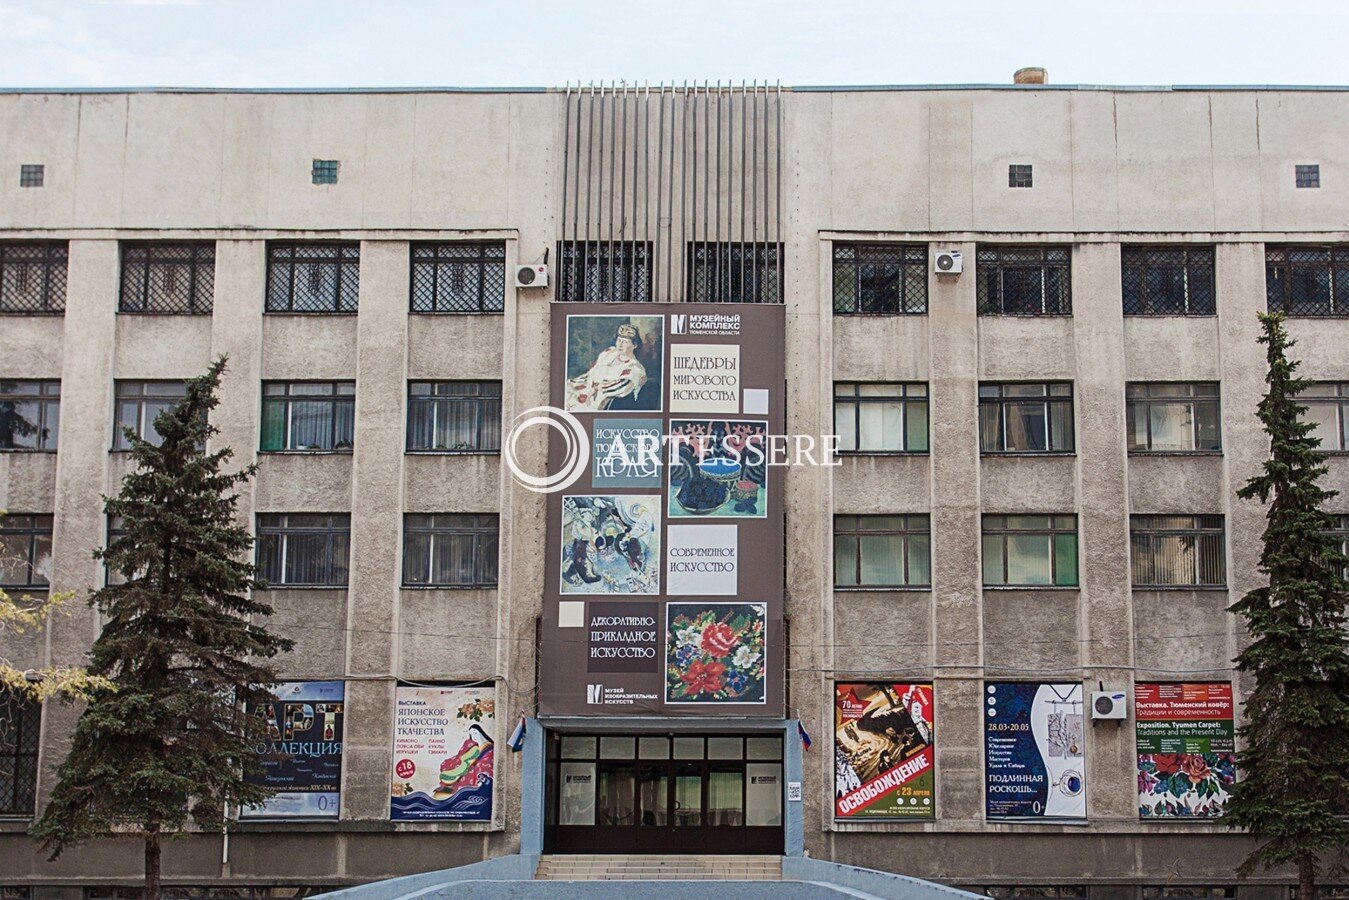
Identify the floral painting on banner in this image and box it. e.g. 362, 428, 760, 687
665, 602, 767, 704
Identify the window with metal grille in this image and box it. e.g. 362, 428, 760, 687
402, 514, 499, 587
1008, 164, 1033, 188
0, 242, 68, 314
311, 159, 339, 185
686, 242, 782, 304
406, 381, 501, 452
1295, 164, 1320, 189
410, 242, 506, 313
260, 382, 355, 452
265, 243, 360, 313
833, 382, 928, 453
979, 382, 1074, 453
112, 380, 187, 450
976, 246, 1070, 315
1301, 382, 1349, 451
0, 514, 52, 590
119, 242, 215, 314
1126, 383, 1222, 452
256, 514, 350, 587
1, 888, 33, 900
1122, 245, 1216, 316
1266, 246, 1349, 317
0, 380, 59, 451
977, 889, 1089, 900
1142, 889, 1237, 900
982, 515, 1078, 587
0, 690, 41, 816
87, 888, 329, 899
832, 244, 927, 314
556, 241, 652, 302
833, 515, 930, 588
1330, 515, 1349, 580
1130, 515, 1226, 588
19, 164, 43, 188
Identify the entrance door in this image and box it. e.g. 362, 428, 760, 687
545, 733, 784, 854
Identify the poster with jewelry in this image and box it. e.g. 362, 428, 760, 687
541, 303, 786, 717
834, 683, 935, 819
983, 682, 1086, 820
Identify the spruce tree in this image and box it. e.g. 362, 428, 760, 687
1225, 313, 1349, 899
32, 358, 293, 899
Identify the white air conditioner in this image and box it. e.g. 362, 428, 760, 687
515, 264, 549, 288
933, 250, 963, 275
1091, 690, 1128, 721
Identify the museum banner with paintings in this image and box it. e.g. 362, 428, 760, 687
540, 303, 786, 716
834, 683, 935, 819
1135, 682, 1235, 819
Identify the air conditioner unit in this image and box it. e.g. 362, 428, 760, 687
1091, 691, 1128, 721
933, 250, 962, 275
515, 264, 549, 288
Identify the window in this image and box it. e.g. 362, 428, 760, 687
1008, 164, 1033, 188
979, 383, 1074, 453
19, 164, 43, 188
0, 690, 40, 816
833, 382, 928, 453
1130, 515, 1226, 588
556, 241, 652, 303
686, 242, 782, 304
0, 242, 67, 314
832, 244, 927, 314
983, 515, 1078, 587
1330, 515, 1349, 579
978, 889, 1088, 900
0, 380, 59, 451
0, 514, 52, 590
1141, 889, 1236, 900
403, 514, 499, 587
1126, 383, 1221, 453
260, 382, 355, 452
104, 515, 129, 586
311, 159, 339, 185
1301, 382, 1349, 451
976, 246, 1070, 315
112, 380, 187, 450
406, 381, 501, 452
1295, 164, 1320, 189
834, 515, 930, 588
256, 514, 350, 587
119, 242, 215, 314
1266, 246, 1349, 317
265, 243, 360, 313
1122, 246, 1216, 316
410, 242, 506, 313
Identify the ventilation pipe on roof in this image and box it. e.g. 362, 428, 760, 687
1014, 67, 1048, 85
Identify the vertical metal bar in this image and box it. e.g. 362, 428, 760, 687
608, 81, 618, 300
665, 85, 675, 303
597, 82, 609, 300
655, 84, 666, 302
752, 80, 758, 303
643, 81, 650, 300
679, 82, 688, 302
561, 83, 571, 280
715, 81, 722, 301
620, 82, 629, 300
776, 81, 783, 304
572, 87, 582, 250
703, 80, 710, 255
691, 81, 698, 302
585, 83, 596, 301
740, 80, 747, 302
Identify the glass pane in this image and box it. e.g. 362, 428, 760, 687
834, 535, 858, 587
559, 762, 596, 825
260, 399, 286, 451
1126, 403, 1148, 451
560, 735, 597, 759
746, 737, 781, 760
707, 770, 744, 826
746, 763, 782, 826
673, 737, 703, 759
637, 767, 669, 825
1048, 401, 1073, 451
905, 400, 929, 451
1006, 401, 1048, 452
857, 400, 902, 451
638, 736, 670, 759
1195, 402, 1222, 451
289, 401, 333, 450
982, 534, 1004, 585
599, 736, 636, 759
907, 533, 931, 586
707, 737, 742, 760
597, 767, 635, 825
1054, 534, 1079, 586
1148, 403, 1193, 452
1007, 534, 1052, 585
979, 403, 1002, 452
859, 534, 902, 586
673, 771, 702, 826
834, 401, 857, 452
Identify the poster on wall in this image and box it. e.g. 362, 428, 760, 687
564, 314, 665, 412
668, 420, 767, 518
242, 681, 344, 819
834, 683, 935, 819
390, 685, 495, 822
665, 603, 767, 704
1136, 682, 1236, 819
984, 682, 1085, 821
560, 495, 661, 594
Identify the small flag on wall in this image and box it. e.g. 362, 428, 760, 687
508, 716, 527, 752
797, 720, 812, 751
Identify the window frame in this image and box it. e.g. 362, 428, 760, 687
1121, 245, 1217, 316
833, 514, 931, 589
0, 514, 53, 591
405, 380, 502, 454
409, 241, 507, 314
259, 381, 356, 453
1129, 514, 1228, 589
0, 242, 68, 315
118, 241, 216, 315
1266, 245, 1349, 317
832, 243, 928, 315
1008, 164, 1033, 188
111, 380, 188, 451
311, 159, 339, 185
1125, 382, 1222, 454
402, 513, 500, 588
686, 241, 783, 304
978, 382, 1075, 454
255, 513, 351, 588
981, 514, 1079, 588
556, 240, 653, 303
1326, 514, 1349, 580
0, 690, 41, 816
1294, 164, 1320, 189
264, 242, 360, 314
0, 380, 60, 452
19, 164, 44, 188
832, 382, 929, 454
975, 245, 1071, 316
1301, 382, 1349, 453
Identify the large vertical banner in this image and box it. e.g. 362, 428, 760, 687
834, 683, 935, 819
243, 681, 344, 819
390, 685, 496, 822
984, 682, 1085, 820
1136, 682, 1235, 819
541, 304, 786, 717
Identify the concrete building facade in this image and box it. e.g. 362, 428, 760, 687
1, 82, 1347, 898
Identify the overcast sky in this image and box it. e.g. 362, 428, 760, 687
2, 0, 1346, 90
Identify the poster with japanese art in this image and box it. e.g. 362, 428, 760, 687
983, 682, 1085, 820
390, 685, 495, 822
1136, 682, 1236, 819
834, 683, 935, 819
242, 681, 344, 819
666, 603, 767, 704
564, 314, 664, 412
560, 495, 661, 594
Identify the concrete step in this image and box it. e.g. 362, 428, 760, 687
535, 854, 783, 881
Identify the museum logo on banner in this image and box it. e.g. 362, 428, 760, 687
670, 312, 742, 337
666, 524, 738, 595
670, 344, 740, 413
592, 418, 663, 488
